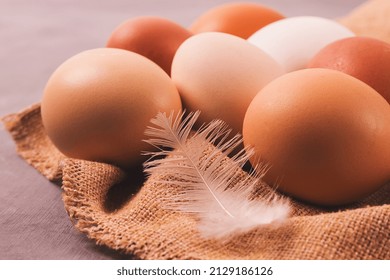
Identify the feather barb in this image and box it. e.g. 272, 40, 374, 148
143, 111, 290, 240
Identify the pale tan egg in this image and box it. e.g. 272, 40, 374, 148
171, 32, 283, 135
243, 68, 390, 206
41, 48, 182, 170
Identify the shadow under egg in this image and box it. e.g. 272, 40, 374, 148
103, 164, 146, 213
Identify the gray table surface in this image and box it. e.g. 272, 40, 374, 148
0, 0, 367, 260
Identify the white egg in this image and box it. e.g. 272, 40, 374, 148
248, 16, 355, 72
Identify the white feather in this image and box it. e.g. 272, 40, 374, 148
143, 111, 290, 239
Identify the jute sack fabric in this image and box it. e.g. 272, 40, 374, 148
339, 0, 390, 44
2, 104, 389, 259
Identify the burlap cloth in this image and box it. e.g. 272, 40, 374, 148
2, 0, 390, 259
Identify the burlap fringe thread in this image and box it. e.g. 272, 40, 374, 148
2, 104, 389, 259
3, 0, 390, 260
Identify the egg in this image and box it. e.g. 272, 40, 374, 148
41, 48, 182, 169
189, 2, 284, 39
243, 68, 390, 206
106, 16, 192, 75
248, 16, 355, 72
307, 36, 390, 104
171, 32, 283, 135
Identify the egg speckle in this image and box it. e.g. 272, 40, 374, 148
308, 36, 390, 104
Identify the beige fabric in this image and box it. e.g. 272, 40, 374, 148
3, 104, 389, 259
339, 0, 390, 43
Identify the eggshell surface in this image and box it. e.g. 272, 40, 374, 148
41, 48, 182, 169
106, 16, 192, 75
243, 68, 390, 206
248, 16, 355, 72
171, 32, 283, 135
308, 36, 390, 104
189, 2, 284, 39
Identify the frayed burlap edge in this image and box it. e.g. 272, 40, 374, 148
2, 104, 389, 259
2, 103, 63, 181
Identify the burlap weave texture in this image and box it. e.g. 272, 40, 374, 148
3, 104, 389, 259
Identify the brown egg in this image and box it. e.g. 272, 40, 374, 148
189, 2, 284, 39
243, 68, 390, 206
41, 48, 182, 169
106, 16, 192, 75
308, 36, 390, 104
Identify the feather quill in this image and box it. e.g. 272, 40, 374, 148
143, 111, 290, 239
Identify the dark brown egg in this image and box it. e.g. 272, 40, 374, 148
308, 36, 390, 104
106, 16, 192, 75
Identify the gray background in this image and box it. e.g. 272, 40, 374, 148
0, 0, 367, 259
